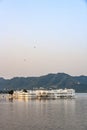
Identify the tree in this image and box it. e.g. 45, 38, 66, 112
8, 90, 14, 95
23, 89, 27, 92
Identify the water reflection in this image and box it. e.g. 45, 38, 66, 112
8, 98, 13, 102
0, 94, 87, 130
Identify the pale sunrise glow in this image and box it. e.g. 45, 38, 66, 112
0, 0, 87, 78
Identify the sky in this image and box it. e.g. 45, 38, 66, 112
0, 0, 87, 78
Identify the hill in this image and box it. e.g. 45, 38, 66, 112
0, 73, 87, 92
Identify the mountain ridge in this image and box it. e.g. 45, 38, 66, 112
0, 73, 87, 92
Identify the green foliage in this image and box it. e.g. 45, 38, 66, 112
8, 90, 14, 95
23, 89, 27, 92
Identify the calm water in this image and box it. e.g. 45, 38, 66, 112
0, 93, 87, 130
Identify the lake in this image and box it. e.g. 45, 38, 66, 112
0, 93, 87, 130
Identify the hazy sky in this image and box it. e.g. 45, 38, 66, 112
0, 0, 87, 78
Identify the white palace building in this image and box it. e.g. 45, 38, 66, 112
13, 88, 75, 100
